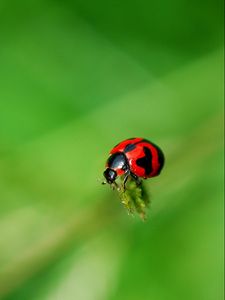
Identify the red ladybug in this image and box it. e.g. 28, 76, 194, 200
103, 137, 164, 187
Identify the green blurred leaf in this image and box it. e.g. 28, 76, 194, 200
0, 1, 223, 299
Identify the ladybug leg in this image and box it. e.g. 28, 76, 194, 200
130, 173, 142, 186
123, 171, 130, 190
112, 181, 119, 190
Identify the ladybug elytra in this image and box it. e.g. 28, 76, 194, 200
103, 137, 165, 188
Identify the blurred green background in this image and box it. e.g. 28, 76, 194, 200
0, 0, 224, 299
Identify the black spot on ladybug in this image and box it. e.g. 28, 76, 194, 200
124, 143, 136, 153
136, 146, 152, 176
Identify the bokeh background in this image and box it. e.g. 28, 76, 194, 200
0, 0, 224, 299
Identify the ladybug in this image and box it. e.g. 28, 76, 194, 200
103, 137, 164, 187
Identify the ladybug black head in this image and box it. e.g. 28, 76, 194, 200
103, 168, 117, 184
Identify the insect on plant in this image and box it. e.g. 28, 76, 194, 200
102, 137, 165, 219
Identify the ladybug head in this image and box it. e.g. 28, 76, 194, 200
103, 168, 117, 184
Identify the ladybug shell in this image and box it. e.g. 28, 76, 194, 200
108, 137, 164, 179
